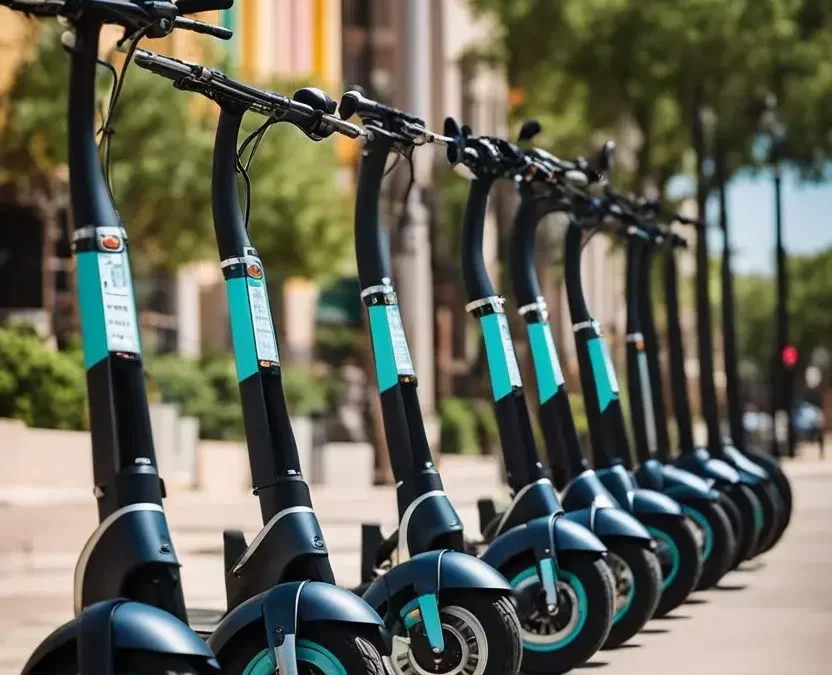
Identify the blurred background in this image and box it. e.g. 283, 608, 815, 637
0, 0, 830, 496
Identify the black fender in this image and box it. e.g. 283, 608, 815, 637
561, 470, 623, 511
676, 448, 740, 486
635, 459, 666, 492
721, 444, 770, 482
632, 488, 684, 517
562, 505, 653, 545
480, 513, 606, 574
22, 600, 218, 675
223, 508, 333, 611
209, 580, 387, 657
75, 504, 182, 614
361, 549, 511, 622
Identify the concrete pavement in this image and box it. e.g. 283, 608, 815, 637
1, 453, 829, 674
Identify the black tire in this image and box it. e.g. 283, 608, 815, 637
644, 517, 702, 618
749, 481, 779, 555
25, 647, 205, 675
502, 554, 614, 674
218, 622, 387, 675
757, 464, 793, 552
716, 490, 745, 568
601, 542, 662, 649
390, 592, 522, 675
682, 501, 736, 590
724, 484, 762, 566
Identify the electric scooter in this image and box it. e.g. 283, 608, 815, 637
132, 53, 392, 674
672, 213, 782, 558
336, 92, 529, 675
10, 2, 229, 673
448, 122, 622, 667
617, 202, 737, 590
661, 214, 763, 566
716, 174, 793, 549
504, 148, 705, 625
505, 140, 699, 624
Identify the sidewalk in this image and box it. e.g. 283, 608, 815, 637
1, 452, 829, 674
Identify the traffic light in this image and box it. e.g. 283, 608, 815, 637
782, 344, 799, 368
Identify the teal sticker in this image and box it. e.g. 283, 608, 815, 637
227, 276, 258, 381
528, 321, 565, 403
400, 594, 445, 652
368, 304, 399, 392
481, 312, 522, 400
587, 336, 619, 412
76, 252, 108, 369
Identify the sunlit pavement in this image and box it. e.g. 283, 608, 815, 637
0, 448, 829, 675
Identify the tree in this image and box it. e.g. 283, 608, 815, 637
0, 22, 218, 278
470, 0, 832, 193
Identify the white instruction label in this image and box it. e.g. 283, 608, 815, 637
98, 252, 141, 354
245, 260, 279, 364
386, 304, 415, 375
497, 313, 523, 387
542, 323, 566, 386
601, 341, 620, 393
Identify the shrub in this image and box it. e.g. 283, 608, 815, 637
470, 398, 500, 454
0, 323, 87, 430
438, 397, 479, 455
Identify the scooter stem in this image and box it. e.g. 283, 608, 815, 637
638, 243, 673, 462
563, 220, 630, 469
664, 247, 697, 454
508, 192, 588, 488
212, 106, 314, 522
460, 178, 548, 492
69, 17, 163, 520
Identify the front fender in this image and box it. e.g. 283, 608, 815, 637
632, 488, 683, 517
722, 445, 770, 482
209, 581, 386, 656
23, 601, 218, 675
659, 465, 720, 503
563, 505, 653, 544
361, 550, 511, 621
676, 449, 740, 485
480, 514, 606, 574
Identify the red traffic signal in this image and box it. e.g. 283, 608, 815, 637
782, 345, 799, 367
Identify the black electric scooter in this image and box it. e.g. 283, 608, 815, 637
12, 2, 229, 673
506, 150, 703, 625
448, 123, 619, 668
661, 215, 763, 566
717, 172, 793, 549
618, 202, 736, 590
672, 213, 783, 559
337, 92, 528, 675
132, 53, 392, 675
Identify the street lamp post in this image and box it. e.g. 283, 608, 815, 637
759, 94, 795, 458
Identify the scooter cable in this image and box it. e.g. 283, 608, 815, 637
235, 117, 277, 230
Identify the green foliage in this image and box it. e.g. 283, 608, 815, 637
315, 325, 362, 366
568, 392, 589, 437
239, 96, 354, 283
0, 323, 87, 430
470, 0, 832, 190
280, 365, 332, 417
438, 397, 480, 455
470, 398, 500, 452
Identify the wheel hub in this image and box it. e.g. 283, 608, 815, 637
393, 606, 487, 675
514, 575, 580, 644
609, 552, 635, 614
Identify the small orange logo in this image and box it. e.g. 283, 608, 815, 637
247, 264, 263, 279
100, 235, 121, 251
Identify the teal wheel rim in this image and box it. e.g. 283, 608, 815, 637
510, 567, 588, 651
683, 507, 714, 561
610, 553, 636, 624
241, 639, 348, 675
752, 500, 764, 535
647, 527, 681, 592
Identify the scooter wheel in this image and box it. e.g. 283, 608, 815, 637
724, 484, 762, 566
25, 650, 204, 674
645, 517, 702, 618
757, 467, 792, 552
391, 592, 522, 675
716, 491, 745, 568
749, 481, 780, 555
218, 623, 387, 675
503, 553, 614, 674
683, 501, 737, 590
601, 542, 662, 650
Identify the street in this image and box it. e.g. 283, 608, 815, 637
1, 451, 829, 674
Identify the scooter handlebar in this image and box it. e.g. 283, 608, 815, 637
173, 15, 232, 40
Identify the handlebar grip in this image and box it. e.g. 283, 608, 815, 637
338, 89, 424, 126
173, 16, 232, 39
175, 0, 234, 14
134, 50, 198, 80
